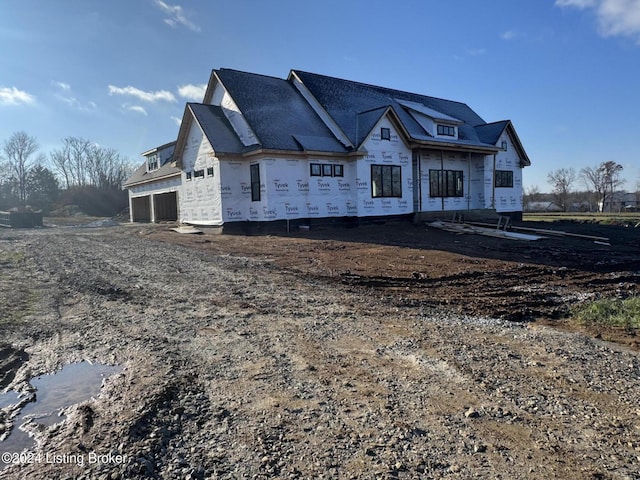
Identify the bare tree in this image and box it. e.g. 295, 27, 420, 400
547, 167, 576, 212
86, 145, 131, 189
50, 137, 93, 188
1, 131, 44, 205
580, 166, 605, 212
581, 161, 624, 212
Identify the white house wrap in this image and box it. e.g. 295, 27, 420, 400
125, 68, 531, 226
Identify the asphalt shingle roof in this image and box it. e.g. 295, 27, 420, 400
189, 103, 246, 154
123, 159, 180, 187
475, 121, 509, 145
292, 70, 493, 149
215, 69, 348, 153
123, 143, 179, 187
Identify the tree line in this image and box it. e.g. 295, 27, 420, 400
0, 131, 134, 216
526, 161, 639, 213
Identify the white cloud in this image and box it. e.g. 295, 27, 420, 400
108, 85, 176, 103
0, 86, 36, 106
171, 115, 182, 126
123, 104, 148, 116
53, 82, 97, 112
177, 83, 207, 101
53, 81, 71, 91
501, 30, 517, 40
556, 0, 597, 7
556, 0, 640, 43
153, 0, 201, 32
57, 94, 87, 110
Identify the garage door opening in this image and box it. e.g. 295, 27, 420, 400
131, 196, 151, 222
153, 191, 178, 222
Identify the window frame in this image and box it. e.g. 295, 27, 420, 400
207, 167, 214, 177
380, 127, 391, 141
333, 164, 344, 177
310, 163, 322, 177
429, 169, 464, 197
437, 124, 456, 137
250, 164, 261, 202
194, 169, 205, 179
495, 170, 514, 188
371, 164, 402, 198
322, 164, 333, 177
147, 154, 159, 172
185, 171, 192, 181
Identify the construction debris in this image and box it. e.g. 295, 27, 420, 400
429, 221, 544, 241
171, 225, 203, 234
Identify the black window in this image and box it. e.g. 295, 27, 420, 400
322, 164, 333, 177
310, 163, 322, 176
371, 165, 402, 198
250, 164, 260, 202
501, 141, 508, 151
194, 169, 205, 178
429, 169, 464, 197
495, 170, 513, 188
437, 125, 455, 136
333, 164, 344, 177
207, 167, 214, 177
186, 171, 192, 181
380, 127, 391, 141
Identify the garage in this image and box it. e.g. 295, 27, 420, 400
153, 191, 178, 221
131, 196, 151, 222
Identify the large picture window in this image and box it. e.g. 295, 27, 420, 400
429, 169, 464, 197
495, 170, 514, 188
371, 165, 402, 198
250, 164, 261, 202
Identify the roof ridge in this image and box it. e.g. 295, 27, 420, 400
216, 68, 289, 83
293, 69, 475, 108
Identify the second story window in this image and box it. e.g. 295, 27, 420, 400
147, 154, 159, 171
380, 127, 391, 141
437, 125, 455, 137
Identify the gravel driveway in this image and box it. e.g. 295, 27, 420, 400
0, 225, 639, 479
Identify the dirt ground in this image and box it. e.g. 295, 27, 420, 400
0, 219, 639, 479
149, 219, 640, 342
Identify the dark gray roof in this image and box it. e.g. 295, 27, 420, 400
356, 106, 390, 146
123, 159, 180, 188
189, 103, 247, 154
475, 121, 509, 145
215, 69, 348, 153
292, 70, 493, 149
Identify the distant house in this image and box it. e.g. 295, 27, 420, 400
124, 68, 531, 227
600, 192, 640, 213
524, 201, 563, 213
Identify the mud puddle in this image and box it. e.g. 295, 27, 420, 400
0, 362, 121, 465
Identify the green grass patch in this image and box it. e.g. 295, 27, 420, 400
523, 212, 640, 225
572, 297, 640, 332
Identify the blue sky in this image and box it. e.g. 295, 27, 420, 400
1, 0, 639, 192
